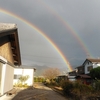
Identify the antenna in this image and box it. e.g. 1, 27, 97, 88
86, 53, 90, 58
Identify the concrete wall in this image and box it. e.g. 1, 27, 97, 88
13, 68, 34, 86
0, 42, 14, 64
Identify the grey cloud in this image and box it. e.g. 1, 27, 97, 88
0, 0, 100, 72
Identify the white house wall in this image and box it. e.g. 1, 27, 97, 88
85, 61, 100, 74
85, 62, 92, 74
13, 69, 23, 84
93, 63, 100, 68
3, 64, 14, 94
0, 62, 3, 94
1, 63, 6, 95
13, 68, 34, 86
22, 69, 34, 86
0, 62, 14, 95
14, 69, 23, 75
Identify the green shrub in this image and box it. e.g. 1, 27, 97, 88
90, 80, 100, 96
34, 77, 38, 82
13, 83, 18, 87
58, 80, 100, 99
13, 82, 22, 87
50, 80, 59, 86
60, 80, 73, 96
94, 80, 100, 91
72, 81, 92, 96
19, 75, 29, 85
13, 82, 29, 88
34, 77, 45, 83
23, 83, 29, 87
18, 83, 23, 87
60, 80, 94, 99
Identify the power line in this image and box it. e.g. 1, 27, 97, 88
32, 60, 65, 64
22, 54, 62, 59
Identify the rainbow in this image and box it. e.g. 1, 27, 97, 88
39, 0, 91, 57
0, 8, 73, 71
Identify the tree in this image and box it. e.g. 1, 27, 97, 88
90, 67, 100, 80
19, 75, 29, 85
43, 68, 60, 80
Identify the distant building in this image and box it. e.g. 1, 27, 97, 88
76, 65, 84, 75
68, 70, 77, 76
70, 58, 100, 76
83, 58, 100, 74
56, 75, 68, 83
0, 23, 21, 95
75, 74, 91, 85
68, 58, 100, 85
13, 67, 36, 86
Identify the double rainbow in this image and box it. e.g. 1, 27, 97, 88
0, 8, 73, 71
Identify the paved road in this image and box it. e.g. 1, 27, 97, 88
0, 83, 67, 100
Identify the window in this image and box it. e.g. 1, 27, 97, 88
14, 75, 22, 79
87, 66, 93, 71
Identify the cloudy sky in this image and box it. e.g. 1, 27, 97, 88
0, 0, 100, 73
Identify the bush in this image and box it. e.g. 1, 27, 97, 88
18, 83, 23, 87
50, 80, 59, 86
13, 82, 29, 88
89, 80, 100, 96
60, 80, 94, 99
34, 77, 45, 83
18, 75, 29, 85
43, 79, 59, 87
23, 83, 29, 87
72, 81, 92, 96
60, 80, 73, 96
95, 80, 100, 91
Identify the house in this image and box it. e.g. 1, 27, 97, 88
68, 70, 77, 76
75, 74, 91, 85
56, 74, 76, 82
73, 58, 100, 75
13, 67, 36, 86
68, 65, 84, 76
76, 65, 85, 75
56, 75, 68, 83
83, 58, 100, 74
0, 23, 21, 95
69, 58, 100, 85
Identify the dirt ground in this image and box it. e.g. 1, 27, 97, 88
0, 83, 68, 100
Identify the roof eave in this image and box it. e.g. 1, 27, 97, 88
0, 28, 21, 66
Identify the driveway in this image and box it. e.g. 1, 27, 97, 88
0, 83, 67, 100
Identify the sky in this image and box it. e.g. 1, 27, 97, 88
0, 0, 100, 74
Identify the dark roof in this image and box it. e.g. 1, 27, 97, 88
15, 67, 36, 71
87, 58, 100, 62
19, 65, 36, 70
68, 70, 77, 76
82, 58, 100, 66
69, 70, 76, 73
75, 74, 91, 78
76, 65, 84, 68
0, 23, 21, 66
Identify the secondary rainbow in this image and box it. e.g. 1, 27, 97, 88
39, 0, 91, 57
0, 8, 73, 71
